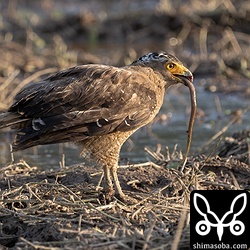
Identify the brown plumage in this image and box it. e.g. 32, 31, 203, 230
0, 52, 193, 201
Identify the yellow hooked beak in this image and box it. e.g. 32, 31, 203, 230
165, 62, 193, 84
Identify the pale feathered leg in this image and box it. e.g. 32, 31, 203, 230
110, 165, 126, 200
102, 165, 115, 200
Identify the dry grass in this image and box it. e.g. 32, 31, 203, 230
0, 0, 250, 110
0, 144, 249, 249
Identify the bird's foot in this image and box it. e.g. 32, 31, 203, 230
98, 189, 137, 204
114, 191, 138, 204
98, 187, 115, 204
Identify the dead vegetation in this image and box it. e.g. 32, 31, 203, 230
0, 0, 250, 109
0, 139, 249, 249
0, 0, 250, 249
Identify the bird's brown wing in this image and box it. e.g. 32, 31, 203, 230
10, 65, 158, 150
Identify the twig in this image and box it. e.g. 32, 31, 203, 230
59, 154, 65, 169
25, 184, 43, 202
144, 146, 163, 161
214, 94, 223, 118
229, 171, 240, 189
143, 214, 157, 250
119, 162, 153, 169
96, 171, 104, 191
19, 237, 67, 249
171, 197, 188, 250
87, 202, 122, 221
225, 27, 242, 55
198, 106, 250, 153
19, 237, 41, 249
199, 136, 223, 171
0, 69, 20, 100
10, 144, 14, 163
5, 67, 58, 104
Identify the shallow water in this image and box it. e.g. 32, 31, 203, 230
0, 1, 249, 169
0, 81, 249, 170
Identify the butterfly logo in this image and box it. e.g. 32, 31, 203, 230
193, 193, 247, 241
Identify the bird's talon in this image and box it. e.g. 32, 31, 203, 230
115, 193, 138, 204
98, 188, 115, 204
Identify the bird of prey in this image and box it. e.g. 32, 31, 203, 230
0, 52, 193, 201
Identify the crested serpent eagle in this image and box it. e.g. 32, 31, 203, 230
0, 52, 194, 201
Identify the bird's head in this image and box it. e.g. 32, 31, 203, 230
132, 52, 193, 86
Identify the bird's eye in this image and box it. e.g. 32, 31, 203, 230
167, 63, 175, 70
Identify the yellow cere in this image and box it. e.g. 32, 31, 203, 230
166, 62, 185, 75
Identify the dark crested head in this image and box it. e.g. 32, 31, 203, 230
132, 52, 193, 84
137, 52, 179, 64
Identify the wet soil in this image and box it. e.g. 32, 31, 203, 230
0, 130, 249, 249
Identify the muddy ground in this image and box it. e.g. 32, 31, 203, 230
0, 1, 250, 249
0, 135, 249, 249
